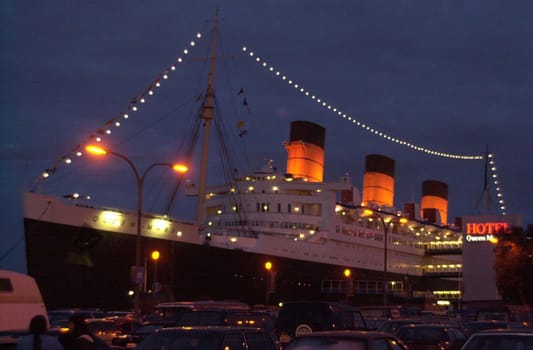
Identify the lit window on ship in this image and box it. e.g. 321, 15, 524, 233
149, 218, 171, 233
101, 211, 124, 227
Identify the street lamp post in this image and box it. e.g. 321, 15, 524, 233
360, 207, 408, 308
379, 215, 389, 308
264, 261, 272, 307
85, 145, 188, 315
151, 250, 160, 292
360, 208, 390, 308
344, 268, 352, 304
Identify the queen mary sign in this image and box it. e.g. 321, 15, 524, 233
464, 221, 511, 242
461, 215, 523, 302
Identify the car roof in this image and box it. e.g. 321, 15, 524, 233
398, 323, 457, 328
280, 300, 361, 310
464, 320, 508, 324
291, 330, 398, 338
156, 326, 265, 333
381, 319, 423, 324
472, 328, 533, 335
154, 300, 250, 311
85, 318, 116, 322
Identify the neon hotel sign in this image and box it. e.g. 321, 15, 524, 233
464, 222, 510, 242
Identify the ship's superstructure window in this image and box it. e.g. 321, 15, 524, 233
277, 203, 281, 212
336, 223, 461, 251
0, 278, 13, 292
208, 217, 320, 237
302, 203, 321, 216
207, 205, 224, 217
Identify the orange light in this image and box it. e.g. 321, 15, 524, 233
173, 164, 189, 174
151, 250, 160, 261
489, 237, 499, 244
344, 269, 351, 278
85, 144, 108, 155
265, 261, 272, 271
399, 217, 408, 224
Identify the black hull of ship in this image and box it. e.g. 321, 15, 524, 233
24, 218, 454, 311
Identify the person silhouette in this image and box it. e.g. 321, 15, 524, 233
16, 315, 63, 350
58, 315, 96, 350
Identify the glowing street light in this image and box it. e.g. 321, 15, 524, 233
344, 268, 351, 278
85, 144, 188, 314
151, 250, 160, 260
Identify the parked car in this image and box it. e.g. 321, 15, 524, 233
275, 301, 367, 347
284, 330, 408, 350
396, 323, 467, 350
460, 328, 533, 350
85, 318, 124, 346
47, 309, 107, 325
135, 326, 279, 350
105, 316, 143, 334
175, 309, 275, 333
48, 319, 71, 336
147, 300, 250, 323
106, 311, 137, 319
359, 306, 402, 330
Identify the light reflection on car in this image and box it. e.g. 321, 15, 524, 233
135, 326, 279, 350
460, 328, 533, 350
284, 330, 408, 350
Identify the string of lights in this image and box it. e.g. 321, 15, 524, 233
31, 36, 508, 216
240, 45, 508, 216
35, 32, 204, 185
488, 153, 507, 216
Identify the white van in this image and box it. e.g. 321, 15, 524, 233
0, 269, 48, 332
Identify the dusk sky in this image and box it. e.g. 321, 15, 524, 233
1, 1, 532, 273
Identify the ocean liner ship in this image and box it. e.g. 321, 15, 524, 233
23, 13, 463, 310
23, 121, 463, 310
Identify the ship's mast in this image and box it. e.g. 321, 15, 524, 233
475, 144, 494, 214
196, 9, 219, 229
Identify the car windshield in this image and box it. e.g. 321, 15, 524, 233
464, 322, 508, 336
176, 311, 224, 326
137, 332, 222, 350
87, 321, 121, 333
48, 311, 74, 324
287, 337, 366, 350
462, 334, 533, 350
397, 327, 446, 343
135, 324, 167, 334
379, 320, 421, 333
